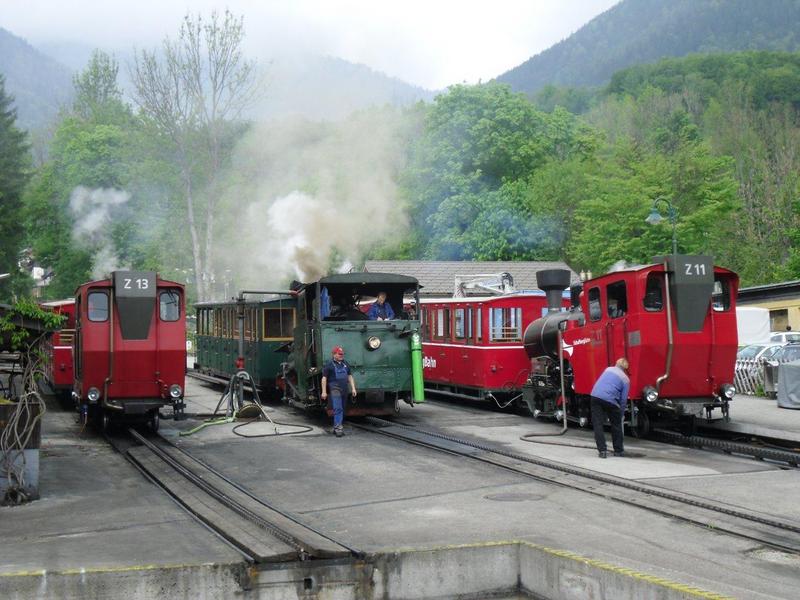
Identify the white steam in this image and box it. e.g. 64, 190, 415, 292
69, 186, 131, 279
216, 108, 412, 287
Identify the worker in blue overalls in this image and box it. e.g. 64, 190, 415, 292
320, 345, 357, 437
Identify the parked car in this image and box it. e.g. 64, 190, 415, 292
763, 343, 800, 398
769, 331, 800, 344
736, 343, 783, 362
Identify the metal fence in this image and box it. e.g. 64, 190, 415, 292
735, 356, 799, 397
734, 357, 765, 396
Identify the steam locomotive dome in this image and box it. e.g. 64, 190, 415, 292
523, 269, 572, 359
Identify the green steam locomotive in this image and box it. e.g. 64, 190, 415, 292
194, 272, 425, 416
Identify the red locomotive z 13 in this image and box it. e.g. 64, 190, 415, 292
523, 256, 738, 436
73, 271, 186, 430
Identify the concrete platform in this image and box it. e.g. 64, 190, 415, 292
705, 393, 800, 443
2, 377, 799, 599
0, 397, 245, 598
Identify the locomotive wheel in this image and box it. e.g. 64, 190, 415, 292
632, 410, 650, 438
149, 410, 160, 432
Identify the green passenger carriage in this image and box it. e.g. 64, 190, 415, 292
281, 272, 425, 416
194, 296, 296, 396
194, 272, 425, 415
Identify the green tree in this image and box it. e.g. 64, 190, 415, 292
404, 83, 596, 260
131, 10, 258, 300
0, 75, 31, 301
23, 51, 145, 298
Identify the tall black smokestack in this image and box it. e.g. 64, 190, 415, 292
536, 269, 571, 314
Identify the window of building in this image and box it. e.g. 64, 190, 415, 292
643, 274, 664, 312
264, 308, 295, 340
489, 307, 522, 342
87, 291, 109, 322
588, 288, 602, 321
606, 281, 627, 319
159, 290, 181, 321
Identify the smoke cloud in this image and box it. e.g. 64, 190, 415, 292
215, 108, 412, 288
69, 186, 131, 279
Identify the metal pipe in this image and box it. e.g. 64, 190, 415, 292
655, 264, 674, 393
103, 289, 115, 406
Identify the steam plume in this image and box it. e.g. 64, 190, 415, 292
69, 186, 131, 279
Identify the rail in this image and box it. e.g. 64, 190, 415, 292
357, 417, 800, 552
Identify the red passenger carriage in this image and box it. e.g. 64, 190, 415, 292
73, 271, 186, 430
419, 293, 569, 408
523, 256, 739, 435
41, 299, 76, 402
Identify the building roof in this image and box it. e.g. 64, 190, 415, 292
737, 280, 800, 304
363, 260, 579, 297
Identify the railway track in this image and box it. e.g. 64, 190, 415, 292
357, 416, 800, 554
423, 395, 800, 467
110, 428, 360, 563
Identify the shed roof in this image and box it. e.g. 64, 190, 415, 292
363, 260, 579, 297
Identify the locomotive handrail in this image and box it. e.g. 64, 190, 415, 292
655, 264, 674, 393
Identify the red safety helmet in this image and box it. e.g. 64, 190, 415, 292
332, 346, 345, 355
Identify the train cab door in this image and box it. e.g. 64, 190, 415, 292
431, 305, 452, 383
582, 285, 607, 381
451, 305, 476, 385
604, 280, 629, 366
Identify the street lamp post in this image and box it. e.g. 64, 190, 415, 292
645, 196, 678, 255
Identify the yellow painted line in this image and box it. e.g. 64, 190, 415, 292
1, 540, 734, 599
0, 562, 231, 579
383, 540, 733, 600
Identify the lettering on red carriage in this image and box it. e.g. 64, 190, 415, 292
423, 356, 437, 369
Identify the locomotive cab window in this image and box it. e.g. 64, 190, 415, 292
606, 281, 627, 318
588, 288, 602, 322
712, 276, 732, 312
263, 308, 295, 340
643, 273, 664, 312
87, 291, 109, 322
159, 290, 181, 321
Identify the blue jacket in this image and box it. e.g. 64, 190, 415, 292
590, 366, 630, 411
367, 301, 395, 320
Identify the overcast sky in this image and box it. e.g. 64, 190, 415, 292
3, 0, 619, 89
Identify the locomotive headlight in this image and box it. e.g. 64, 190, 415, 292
169, 384, 183, 398
367, 336, 381, 350
721, 383, 735, 399
87, 387, 100, 403
643, 386, 658, 403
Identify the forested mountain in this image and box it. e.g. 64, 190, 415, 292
497, 0, 800, 95
0, 27, 73, 131
252, 54, 434, 121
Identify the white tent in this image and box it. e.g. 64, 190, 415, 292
736, 306, 771, 346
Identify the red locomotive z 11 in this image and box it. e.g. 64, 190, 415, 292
523, 256, 738, 436
73, 271, 186, 430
